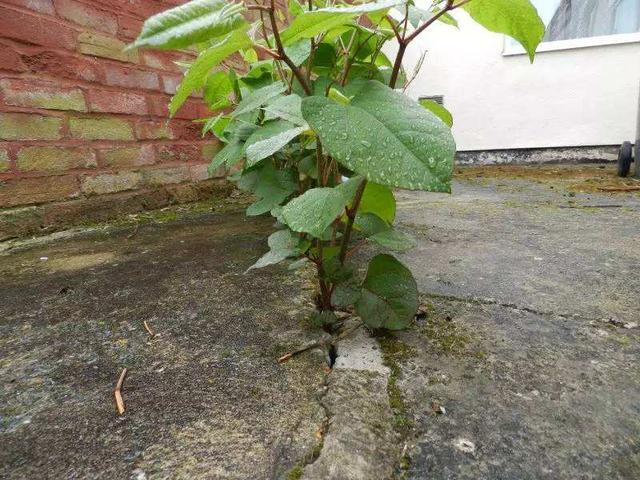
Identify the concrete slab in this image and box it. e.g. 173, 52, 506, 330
0, 214, 328, 480
396, 172, 640, 321
1, 164, 639, 479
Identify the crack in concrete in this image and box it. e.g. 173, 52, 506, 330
421, 291, 602, 322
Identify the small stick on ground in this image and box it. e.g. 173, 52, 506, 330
114, 368, 128, 415
143, 320, 155, 337
278, 321, 363, 363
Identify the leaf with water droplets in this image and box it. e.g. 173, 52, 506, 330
282, 179, 362, 238
301, 80, 455, 192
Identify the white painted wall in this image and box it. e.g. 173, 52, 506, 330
402, 11, 640, 151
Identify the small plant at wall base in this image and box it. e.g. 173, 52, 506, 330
129, 0, 543, 341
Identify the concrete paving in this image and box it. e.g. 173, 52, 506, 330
1, 165, 639, 479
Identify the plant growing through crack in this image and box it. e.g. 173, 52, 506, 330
129, 0, 543, 338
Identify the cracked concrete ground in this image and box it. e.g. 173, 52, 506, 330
1, 164, 639, 479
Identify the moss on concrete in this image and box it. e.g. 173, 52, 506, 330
378, 335, 415, 434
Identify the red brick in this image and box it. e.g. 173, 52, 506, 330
0, 175, 79, 208
0, 7, 76, 50
147, 94, 170, 117
0, 79, 87, 112
97, 145, 155, 167
54, 0, 118, 35
104, 64, 160, 90
162, 74, 181, 94
156, 144, 201, 163
135, 120, 174, 140
87, 89, 148, 115
87, 0, 166, 19
170, 121, 202, 141
117, 15, 143, 40
142, 51, 188, 73
0, 46, 28, 72
3, 0, 55, 15
19, 48, 101, 83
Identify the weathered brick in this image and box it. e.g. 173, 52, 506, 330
78, 31, 139, 63
4, 0, 55, 15
142, 51, 186, 73
17, 146, 96, 172
0, 8, 75, 50
117, 15, 143, 40
156, 144, 201, 163
0, 206, 45, 241
0, 79, 87, 112
87, 89, 148, 115
135, 120, 173, 140
0, 175, 79, 208
20, 49, 101, 83
189, 163, 217, 182
55, 0, 118, 35
0, 149, 10, 172
98, 145, 154, 167
166, 178, 233, 204
143, 166, 190, 186
171, 121, 202, 141
162, 74, 181, 94
69, 117, 134, 140
0, 47, 28, 72
81, 171, 142, 195
43, 188, 171, 229
0, 113, 62, 141
104, 64, 159, 90
147, 94, 170, 117
174, 99, 210, 120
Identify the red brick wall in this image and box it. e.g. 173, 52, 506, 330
0, 0, 226, 240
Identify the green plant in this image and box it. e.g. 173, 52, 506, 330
129, 0, 543, 332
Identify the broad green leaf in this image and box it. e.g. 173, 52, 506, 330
284, 40, 312, 66
408, 6, 429, 28
437, 11, 458, 28
288, 0, 305, 17
238, 163, 298, 216
336, 175, 365, 204
263, 94, 305, 125
302, 80, 455, 192
246, 229, 304, 271
282, 187, 346, 237
354, 212, 389, 236
355, 254, 418, 330
128, 0, 246, 50
242, 48, 258, 63
233, 82, 287, 117
298, 154, 318, 179
245, 121, 306, 166
328, 87, 351, 105
203, 114, 230, 140
368, 229, 416, 252
419, 99, 453, 128
204, 71, 232, 110
209, 141, 243, 173
332, 282, 361, 307
281, 0, 402, 45
359, 182, 395, 223
463, 0, 544, 62
240, 61, 274, 88
170, 27, 251, 116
